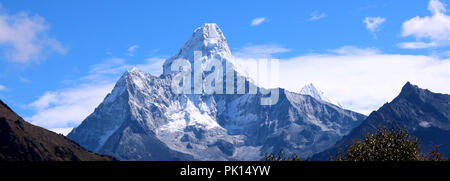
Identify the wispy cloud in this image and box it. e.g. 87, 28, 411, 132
363, 17, 386, 38
19, 76, 30, 83
27, 83, 115, 131
126, 45, 139, 56
328, 46, 380, 55
233, 44, 290, 58
0, 85, 5, 91
397, 42, 437, 49
86, 57, 165, 80
309, 11, 326, 21
399, 0, 450, 49
0, 5, 66, 63
251, 17, 267, 26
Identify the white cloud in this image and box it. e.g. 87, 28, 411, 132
400, 0, 450, 48
0, 7, 66, 63
251, 17, 267, 26
363, 17, 386, 38
233, 45, 290, 58
26, 56, 166, 134
85, 58, 126, 80
126, 45, 138, 56
86, 57, 165, 79
50, 127, 74, 136
429, 0, 447, 15
328, 46, 380, 55
236, 46, 450, 115
26, 83, 115, 130
136, 57, 166, 76
397, 42, 437, 49
0, 85, 5, 91
309, 11, 326, 21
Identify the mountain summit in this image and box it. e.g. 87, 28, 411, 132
299, 83, 342, 107
68, 24, 366, 160
163, 23, 235, 75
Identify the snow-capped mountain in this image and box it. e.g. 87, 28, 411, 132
299, 83, 342, 107
67, 23, 366, 160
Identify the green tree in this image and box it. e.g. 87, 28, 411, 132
265, 126, 447, 161
334, 126, 424, 161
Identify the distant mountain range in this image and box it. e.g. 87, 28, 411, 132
67, 23, 366, 161
0, 99, 115, 161
312, 82, 450, 160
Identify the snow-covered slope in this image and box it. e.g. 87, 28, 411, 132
68, 23, 366, 160
299, 83, 342, 107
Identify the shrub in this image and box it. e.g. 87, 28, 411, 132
334, 126, 424, 161
426, 145, 447, 161
265, 126, 447, 161
265, 149, 301, 161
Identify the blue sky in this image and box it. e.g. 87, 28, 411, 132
0, 0, 449, 134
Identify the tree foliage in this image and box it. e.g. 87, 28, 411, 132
265, 126, 448, 161
425, 145, 447, 161
334, 127, 424, 161
265, 149, 301, 161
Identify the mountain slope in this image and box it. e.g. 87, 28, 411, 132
312, 82, 450, 160
68, 23, 366, 160
0, 99, 115, 161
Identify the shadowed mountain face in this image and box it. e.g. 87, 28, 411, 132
313, 82, 450, 160
68, 23, 366, 161
0, 99, 115, 161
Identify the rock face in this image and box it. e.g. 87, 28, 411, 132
313, 82, 450, 160
68, 23, 366, 161
0, 99, 115, 161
